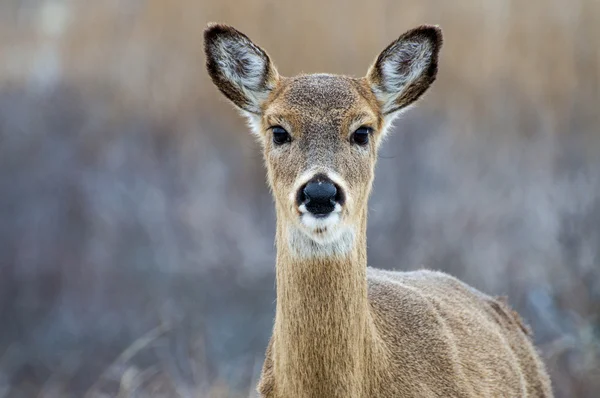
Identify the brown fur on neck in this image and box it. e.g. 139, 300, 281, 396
269, 215, 376, 397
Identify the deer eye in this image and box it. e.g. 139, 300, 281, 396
272, 126, 291, 145
351, 127, 372, 146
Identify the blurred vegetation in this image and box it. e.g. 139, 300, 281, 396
0, 0, 599, 397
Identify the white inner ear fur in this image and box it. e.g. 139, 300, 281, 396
374, 39, 433, 114
214, 36, 273, 112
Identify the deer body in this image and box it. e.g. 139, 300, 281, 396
204, 24, 553, 397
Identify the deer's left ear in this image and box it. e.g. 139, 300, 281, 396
366, 25, 442, 117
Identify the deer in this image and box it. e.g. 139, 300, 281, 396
203, 23, 553, 398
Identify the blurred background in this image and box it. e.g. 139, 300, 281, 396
0, 0, 599, 397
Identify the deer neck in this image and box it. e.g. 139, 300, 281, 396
272, 213, 376, 396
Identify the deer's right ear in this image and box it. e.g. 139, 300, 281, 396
204, 24, 279, 115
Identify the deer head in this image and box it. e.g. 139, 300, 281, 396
204, 24, 442, 256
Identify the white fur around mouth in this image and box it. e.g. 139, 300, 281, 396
288, 203, 353, 256
298, 203, 342, 231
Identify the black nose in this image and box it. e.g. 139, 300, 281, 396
298, 175, 343, 217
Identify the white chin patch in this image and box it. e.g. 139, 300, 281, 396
298, 203, 342, 238
288, 204, 354, 257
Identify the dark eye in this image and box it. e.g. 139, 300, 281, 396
351, 127, 371, 146
272, 126, 291, 145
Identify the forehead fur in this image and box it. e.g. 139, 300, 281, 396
266, 74, 380, 120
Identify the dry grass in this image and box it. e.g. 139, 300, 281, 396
1, 1, 598, 125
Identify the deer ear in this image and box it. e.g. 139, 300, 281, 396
204, 24, 279, 114
366, 25, 442, 116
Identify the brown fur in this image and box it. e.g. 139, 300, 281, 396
204, 23, 553, 397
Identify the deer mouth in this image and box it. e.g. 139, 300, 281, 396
298, 203, 342, 231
